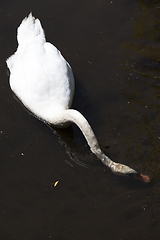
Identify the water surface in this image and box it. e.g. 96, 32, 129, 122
0, 0, 160, 239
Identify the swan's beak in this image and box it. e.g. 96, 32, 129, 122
132, 173, 150, 183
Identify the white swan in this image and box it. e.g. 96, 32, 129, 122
6, 13, 150, 183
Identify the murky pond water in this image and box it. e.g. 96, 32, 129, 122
0, 0, 160, 239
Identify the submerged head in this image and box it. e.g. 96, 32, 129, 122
132, 173, 150, 183
110, 162, 150, 183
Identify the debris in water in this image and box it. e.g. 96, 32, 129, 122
53, 181, 59, 187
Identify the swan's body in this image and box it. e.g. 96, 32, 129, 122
6, 14, 150, 182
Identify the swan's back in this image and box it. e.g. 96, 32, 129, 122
6, 13, 75, 123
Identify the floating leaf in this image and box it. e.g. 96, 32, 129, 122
54, 181, 59, 187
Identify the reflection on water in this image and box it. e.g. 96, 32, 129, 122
122, 43, 160, 79
49, 125, 101, 169
123, 0, 160, 78
120, 0, 160, 181
134, 0, 160, 41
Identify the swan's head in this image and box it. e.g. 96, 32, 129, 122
110, 162, 150, 183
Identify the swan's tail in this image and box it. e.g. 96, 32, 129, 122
17, 13, 46, 48
6, 13, 46, 71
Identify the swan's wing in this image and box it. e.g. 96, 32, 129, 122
43, 42, 75, 108
8, 41, 75, 122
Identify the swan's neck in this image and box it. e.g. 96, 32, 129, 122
54, 109, 139, 177
56, 109, 113, 168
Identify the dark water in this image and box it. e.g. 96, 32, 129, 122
1, 0, 160, 239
